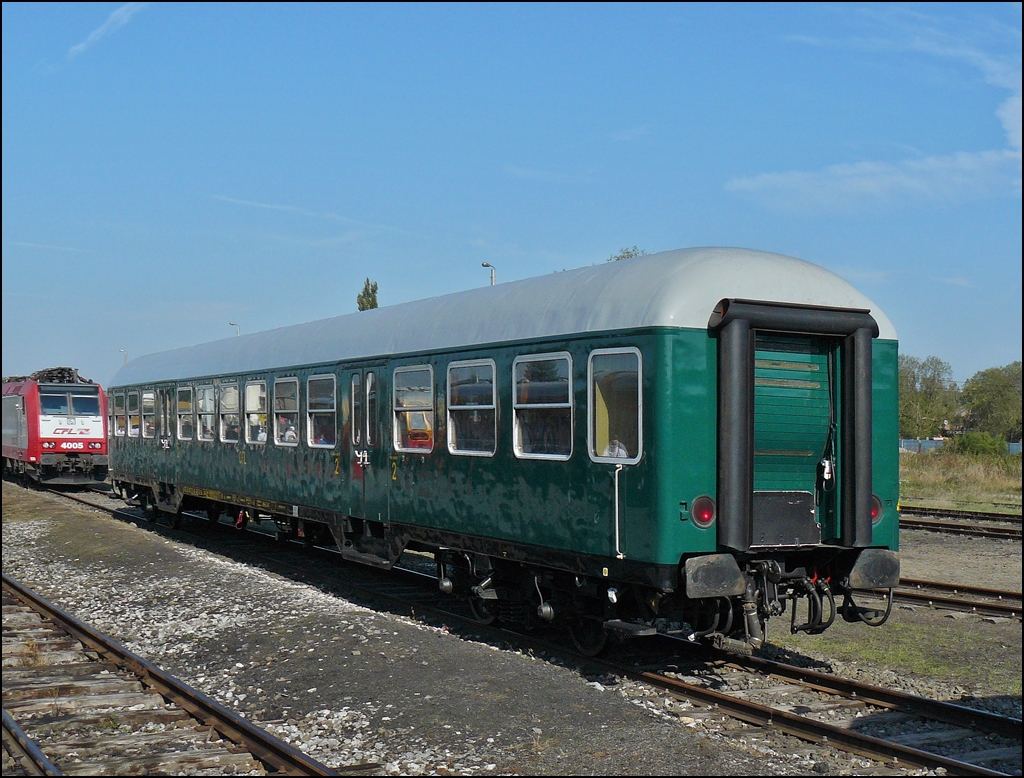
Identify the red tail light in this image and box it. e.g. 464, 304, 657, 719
691, 496, 716, 528
870, 494, 883, 524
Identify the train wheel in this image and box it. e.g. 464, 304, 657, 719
569, 617, 608, 657
469, 597, 497, 626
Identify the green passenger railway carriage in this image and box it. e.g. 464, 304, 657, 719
109, 248, 900, 654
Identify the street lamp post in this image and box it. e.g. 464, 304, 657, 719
119, 349, 128, 365
481, 262, 496, 286
229, 322, 240, 337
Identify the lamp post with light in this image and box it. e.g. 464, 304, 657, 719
230, 322, 240, 337
481, 262, 496, 286
119, 349, 128, 365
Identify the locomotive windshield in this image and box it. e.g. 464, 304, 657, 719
38, 387, 100, 416
39, 393, 70, 415
71, 394, 101, 416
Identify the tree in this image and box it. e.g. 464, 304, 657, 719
608, 246, 648, 262
898, 354, 958, 439
960, 361, 1022, 442
356, 278, 378, 311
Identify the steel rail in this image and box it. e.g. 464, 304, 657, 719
45, 486, 1023, 775
632, 667, 1010, 777
2, 709, 63, 777
900, 505, 1022, 524
890, 589, 1021, 619
886, 579, 1022, 619
723, 653, 1023, 740
899, 577, 1022, 600
899, 517, 1022, 540
1, 574, 346, 777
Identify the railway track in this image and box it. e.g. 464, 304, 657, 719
900, 505, 1023, 524
900, 506, 1022, 540
2, 573, 371, 777
889, 578, 1022, 620
624, 652, 1022, 776
36, 486, 1024, 776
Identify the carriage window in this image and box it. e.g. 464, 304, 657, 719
197, 386, 215, 441
351, 374, 362, 446
177, 387, 194, 440
589, 349, 642, 463
394, 366, 434, 453
513, 354, 572, 460
448, 360, 496, 456
273, 378, 299, 445
307, 375, 336, 447
366, 372, 378, 447
141, 390, 156, 438
161, 389, 173, 438
245, 381, 268, 444
219, 384, 240, 443
128, 392, 141, 437
114, 393, 127, 436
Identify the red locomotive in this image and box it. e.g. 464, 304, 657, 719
2, 367, 108, 485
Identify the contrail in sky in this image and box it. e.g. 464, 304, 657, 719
69, 3, 148, 59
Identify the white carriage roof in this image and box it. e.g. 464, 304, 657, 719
111, 247, 897, 387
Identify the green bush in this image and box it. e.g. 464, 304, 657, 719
945, 432, 1007, 456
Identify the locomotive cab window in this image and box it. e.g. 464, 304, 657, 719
448, 359, 496, 456
394, 366, 434, 453
588, 348, 642, 464
39, 392, 70, 415
513, 353, 572, 460
197, 386, 215, 441
307, 375, 336, 448
113, 393, 127, 436
177, 387, 194, 440
219, 384, 240, 443
274, 378, 299, 445
127, 392, 140, 437
70, 392, 100, 416
245, 381, 268, 444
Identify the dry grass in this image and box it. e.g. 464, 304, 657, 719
900, 451, 1022, 511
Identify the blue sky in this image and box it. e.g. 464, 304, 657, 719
3, 3, 1020, 386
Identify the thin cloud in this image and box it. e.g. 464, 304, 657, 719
69, 3, 148, 59
609, 125, 652, 142
834, 267, 892, 284
730, 12, 1022, 212
503, 165, 563, 182
211, 195, 362, 224
727, 149, 1020, 213
9, 241, 83, 252
931, 276, 972, 288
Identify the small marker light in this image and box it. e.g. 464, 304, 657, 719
691, 496, 717, 528
870, 494, 884, 524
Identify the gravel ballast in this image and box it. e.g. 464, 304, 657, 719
3, 482, 1021, 774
